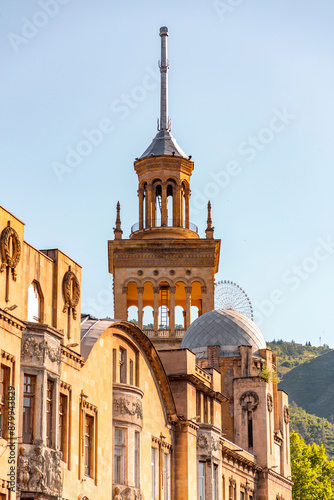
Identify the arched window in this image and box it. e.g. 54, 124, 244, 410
27, 282, 42, 322
167, 184, 173, 225
155, 184, 162, 226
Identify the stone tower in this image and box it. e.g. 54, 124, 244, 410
108, 27, 220, 344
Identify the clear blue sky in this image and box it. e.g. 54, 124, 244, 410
1, 0, 334, 347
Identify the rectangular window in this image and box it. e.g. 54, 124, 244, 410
130, 359, 134, 385
213, 464, 218, 500
59, 393, 68, 459
46, 380, 54, 448
196, 391, 201, 423
199, 461, 205, 500
151, 447, 158, 500
113, 349, 117, 382
119, 348, 127, 384
84, 415, 94, 477
23, 374, 36, 444
134, 431, 140, 488
0, 365, 9, 438
114, 427, 125, 484
163, 453, 171, 500
240, 492, 245, 500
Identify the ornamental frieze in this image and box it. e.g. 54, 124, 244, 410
113, 486, 142, 499
113, 250, 215, 268
197, 433, 220, 453
21, 337, 61, 365
17, 445, 62, 497
113, 396, 143, 420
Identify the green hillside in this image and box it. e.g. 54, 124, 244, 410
279, 349, 334, 420
267, 340, 331, 379
289, 403, 334, 461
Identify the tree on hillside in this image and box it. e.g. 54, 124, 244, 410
291, 431, 334, 500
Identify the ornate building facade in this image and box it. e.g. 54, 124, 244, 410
0, 27, 292, 500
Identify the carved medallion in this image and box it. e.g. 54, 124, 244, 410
0, 225, 21, 280
197, 434, 209, 449
62, 269, 80, 319
240, 391, 259, 411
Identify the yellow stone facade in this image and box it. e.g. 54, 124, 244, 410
0, 25, 292, 500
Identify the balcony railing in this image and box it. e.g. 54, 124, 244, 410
131, 219, 198, 234
143, 329, 186, 338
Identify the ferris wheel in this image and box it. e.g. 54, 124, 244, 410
214, 280, 253, 320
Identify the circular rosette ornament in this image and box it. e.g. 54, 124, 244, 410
62, 270, 80, 319
0, 225, 21, 280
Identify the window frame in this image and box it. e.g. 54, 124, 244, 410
134, 430, 140, 488
0, 352, 14, 442
80, 395, 98, 484
59, 381, 71, 467
46, 379, 54, 448
119, 347, 127, 384
198, 461, 206, 500
84, 414, 94, 478
151, 446, 158, 500
23, 374, 36, 444
114, 426, 126, 485
0, 365, 9, 439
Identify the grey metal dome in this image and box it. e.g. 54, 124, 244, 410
181, 309, 266, 358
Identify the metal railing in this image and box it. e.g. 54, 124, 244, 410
131, 219, 198, 234
143, 329, 186, 338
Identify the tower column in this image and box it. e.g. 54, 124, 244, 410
185, 286, 192, 330
147, 183, 153, 227
169, 286, 176, 333
174, 184, 181, 226
138, 189, 144, 230
185, 187, 190, 229
121, 285, 128, 320
161, 182, 168, 226
137, 286, 144, 329
153, 286, 159, 333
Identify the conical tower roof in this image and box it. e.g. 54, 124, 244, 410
140, 26, 187, 160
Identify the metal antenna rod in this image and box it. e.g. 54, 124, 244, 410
159, 26, 170, 131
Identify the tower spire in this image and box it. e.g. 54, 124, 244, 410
159, 26, 170, 131
113, 201, 123, 240
205, 201, 215, 239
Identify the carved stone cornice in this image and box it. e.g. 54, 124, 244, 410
108, 238, 221, 273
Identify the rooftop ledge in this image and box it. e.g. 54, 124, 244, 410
131, 220, 198, 234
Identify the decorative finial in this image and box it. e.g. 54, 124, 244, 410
205, 201, 214, 239
158, 26, 170, 132
113, 201, 123, 240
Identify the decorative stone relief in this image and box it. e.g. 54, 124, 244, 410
113, 397, 143, 420
17, 445, 62, 497
239, 391, 259, 412
284, 405, 289, 424
0, 225, 21, 280
21, 337, 43, 361
267, 393, 273, 412
62, 269, 80, 319
21, 337, 61, 365
113, 486, 142, 499
197, 434, 209, 449
211, 437, 220, 451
